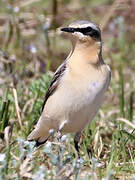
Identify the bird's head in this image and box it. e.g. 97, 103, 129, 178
61, 20, 101, 45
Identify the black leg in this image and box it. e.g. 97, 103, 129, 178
74, 132, 81, 153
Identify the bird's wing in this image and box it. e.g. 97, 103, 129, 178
27, 60, 67, 144
41, 60, 67, 112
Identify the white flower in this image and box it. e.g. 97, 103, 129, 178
43, 141, 52, 154
60, 135, 67, 142
33, 166, 46, 180
30, 45, 37, 54
14, 6, 19, 13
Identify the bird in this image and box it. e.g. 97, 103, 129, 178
28, 20, 111, 151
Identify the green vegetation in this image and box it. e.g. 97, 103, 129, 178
0, 0, 135, 179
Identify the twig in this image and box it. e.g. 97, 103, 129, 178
13, 87, 22, 128
22, 99, 34, 114
17, 0, 41, 8
100, 0, 129, 31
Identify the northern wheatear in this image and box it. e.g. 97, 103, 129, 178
28, 20, 111, 151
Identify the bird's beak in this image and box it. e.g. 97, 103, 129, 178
61, 27, 75, 33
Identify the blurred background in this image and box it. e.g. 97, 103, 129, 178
0, 0, 135, 179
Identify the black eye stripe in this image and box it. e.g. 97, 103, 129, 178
74, 27, 92, 33
73, 27, 100, 40
61, 25, 101, 41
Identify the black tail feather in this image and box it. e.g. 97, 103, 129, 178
35, 139, 48, 147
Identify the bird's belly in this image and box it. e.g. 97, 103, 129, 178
44, 78, 108, 134
61, 80, 106, 133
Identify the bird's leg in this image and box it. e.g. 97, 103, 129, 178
74, 132, 81, 153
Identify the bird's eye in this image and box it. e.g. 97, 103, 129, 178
85, 27, 92, 32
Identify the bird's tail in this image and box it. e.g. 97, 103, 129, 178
27, 117, 50, 145
28, 128, 49, 146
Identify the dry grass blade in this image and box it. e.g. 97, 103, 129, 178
20, 158, 33, 178
4, 126, 10, 147
127, 147, 135, 171
12, 87, 22, 129
117, 118, 135, 129
93, 129, 99, 152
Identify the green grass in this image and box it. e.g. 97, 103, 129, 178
0, 0, 135, 179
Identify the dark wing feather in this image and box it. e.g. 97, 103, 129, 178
41, 60, 66, 112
